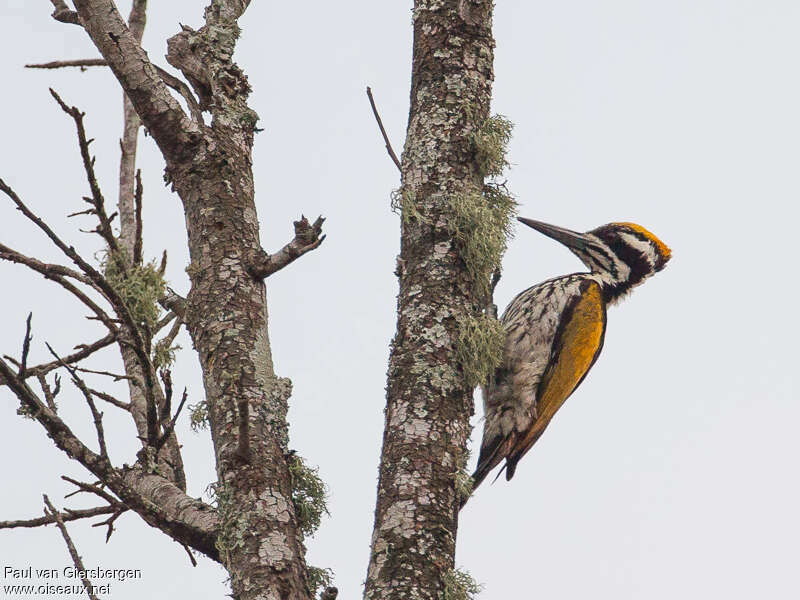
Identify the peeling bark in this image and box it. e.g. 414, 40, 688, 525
365, 2, 495, 599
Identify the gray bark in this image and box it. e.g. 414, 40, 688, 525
365, 1, 496, 599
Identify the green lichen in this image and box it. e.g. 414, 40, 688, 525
448, 184, 516, 301
152, 339, 181, 370
16, 404, 39, 420
454, 448, 474, 504
391, 188, 428, 225
207, 481, 249, 569
102, 250, 166, 331
189, 400, 209, 431
288, 453, 329, 540
307, 566, 334, 598
471, 114, 513, 179
455, 313, 505, 388
185, 261, 202, 281
442, 568, 482, 600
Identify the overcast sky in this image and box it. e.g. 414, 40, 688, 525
1, 1, 799, 599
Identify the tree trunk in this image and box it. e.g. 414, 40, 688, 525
365, 2, 496, 599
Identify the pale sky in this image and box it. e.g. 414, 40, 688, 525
1, 1, 799, 599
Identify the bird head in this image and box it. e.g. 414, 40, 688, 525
518, 217, 672, 302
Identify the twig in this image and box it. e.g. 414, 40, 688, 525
180, 543, 198, 567
73, 365, 133, 382
45, 343, 109, 460
0, 178, 160, 432
0, 505, 117, 530
91, 508, 126, 543
247, 216, 326, 279
133, 169, 143, 264
155, 388, 187, 453
62, 476, 120, 506
43, 495, 100, 600
37, 373, 61, 411
50, 89, 120, 255
18, 313, 33, 378
26, 59, 204, 123
49, 0, 80, 25
366, 86, 402, 172
0, 242, 94, 286
26, 59, 107, 69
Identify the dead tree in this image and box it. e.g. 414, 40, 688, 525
1, 2, 508, 599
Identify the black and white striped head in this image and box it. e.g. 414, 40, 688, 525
519, 217, 672, 303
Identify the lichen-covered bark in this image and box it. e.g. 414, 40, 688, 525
71, 1, 310, 598
364, 2, 495, 599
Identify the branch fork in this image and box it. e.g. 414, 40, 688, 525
247, 215, 326, 279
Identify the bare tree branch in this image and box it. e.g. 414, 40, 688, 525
132, 170, 143, 264
26, 58, 106, 69
366, 86, 402, 172
247, 216, 326, 279
18, 313, 33, 378
49, 0, 80, 25
0, 358, 219, 559
71, 0, 201, 164
62, 476, 121, 506
43, 495, 100, 600
46, 343, 110, 460
50, 89, 120, 254
0, 505, 117, 530
37, 373, 61, 411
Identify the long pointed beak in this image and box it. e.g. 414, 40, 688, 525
517, 217, 589, 252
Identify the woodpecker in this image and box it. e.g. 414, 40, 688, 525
471, 217, 671, 490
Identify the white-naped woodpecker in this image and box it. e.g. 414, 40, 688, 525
472, 217, 672, 490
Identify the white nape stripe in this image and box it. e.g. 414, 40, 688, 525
619, 231, 657, 267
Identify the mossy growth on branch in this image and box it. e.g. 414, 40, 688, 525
288, 453, 329, 540
448, 183, 516, 301
152, 339, 181, 370
307, 566, 334, 598
442, 568, 482, 600
102, 250, 166, 331
391, 188, 428, 225
455, 312, 505, 388
454, 447, 474, 504
188, 400, 209, 431
471, 113, 513, 179
207, 481, 249, 569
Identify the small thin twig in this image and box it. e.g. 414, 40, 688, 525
0, 505, 117, 530
50, 89, 120, 255
180, 543, 198, 567
18, 313, 33, 378
26, 59, 107, 70
45, 343, 109, 460
43, 495, 101, 600
133, 169, 143, 265
91, 508, 126, 542
61, 476, 120, 506
26, 59, 204, 122
366, 86, 402, 172
37, 373, 60, 411
155, 388, 187, 453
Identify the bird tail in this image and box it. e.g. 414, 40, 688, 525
468, 434, 514, 495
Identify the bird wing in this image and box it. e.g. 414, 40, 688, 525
503, 278, 606, 478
